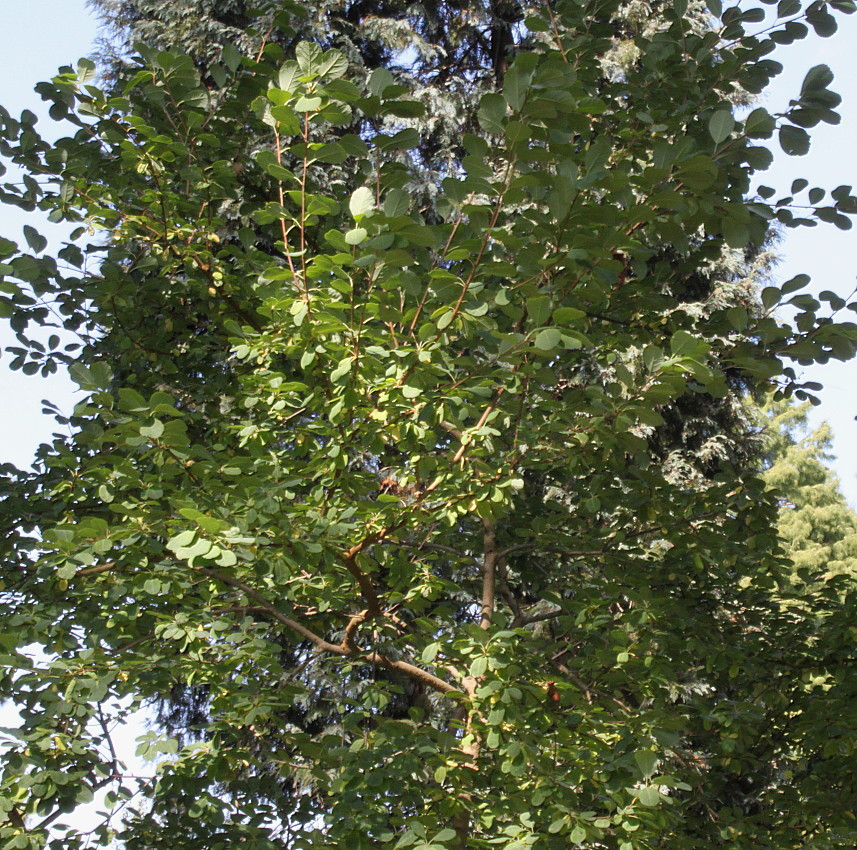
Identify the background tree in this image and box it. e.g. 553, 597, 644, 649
763, 398, 857, 590
2, 1, 857, 849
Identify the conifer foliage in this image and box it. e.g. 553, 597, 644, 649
763, 400, 857, 589
2, 1, 857, 848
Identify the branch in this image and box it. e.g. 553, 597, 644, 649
341, 534, 385, 616
198, 567, 349, 656
480, 519, 498, 630
366, 652, 460, 695
452, 390, 506, 465
496, 557, 522, 623
200, 567, 458, 696
341, 608, 369, 651
77, 561, 117, 577
393, 538, 471, 560
514, 607, 564, 628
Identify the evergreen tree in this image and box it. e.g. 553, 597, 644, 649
763, 399, 857, 589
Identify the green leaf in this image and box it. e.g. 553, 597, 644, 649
781, 273, 811, 295
330, 356, 354, 382
801, 65, 834, 96
503, 60, 534, 111
534, 328, 562, 350
349, 186, 375, 220
294, 95, 323, 112
469, 656, 488, 677
23, 224, 47, 254
68, 361, 113, 391
384, 188, 410, 217
526, 295, 552, 325
421, 642, 440, 663
215, 549, 238, 567
375, 128, 421, 150
295, 41, 324, 75
140, 419, 165, 440
670, 330, 702, 357
722, 217, 749, 248
779, 125, 811, 156
277, 61, 301, 93
744, 107, 775, 138
76, 57, 97, 85
524, 15, 551, 32
478, 93, 506, 135
552, 307, 586, 324
634, 750, 658, 778
345, 227, 368, 245
221, 43, 242, 72
635, 786, 662, 807
318, 49, 348, 80
708, 110, 735, 144
368, 68, 395, 97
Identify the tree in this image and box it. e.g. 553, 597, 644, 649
3, 1, 857, 849
763, 399, 857, 590
83, 0, 782, 752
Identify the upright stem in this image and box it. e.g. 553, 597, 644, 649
480, 519, 498, 629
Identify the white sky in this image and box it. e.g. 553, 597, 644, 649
0, 3, 854, 467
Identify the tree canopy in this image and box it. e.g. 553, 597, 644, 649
3, 0, 857, 848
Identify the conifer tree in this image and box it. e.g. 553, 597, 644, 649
763, 399, 857, 590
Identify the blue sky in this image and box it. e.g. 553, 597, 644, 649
0, 1, 855, 506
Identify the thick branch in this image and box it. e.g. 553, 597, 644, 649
341, 608, 369, 651
366, 652, 460, 695
341, 534, 385, 616
514, 607, 564, 628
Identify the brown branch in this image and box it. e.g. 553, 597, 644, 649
440, 420, 463, 440
200, 566, 458, 696
341, 534, 386, 616
273, 127, 304, 301
447, 160, 516, 327
77, 561, 117, 577
496, 558, 522, 624
341, 608, 369, 651
479, 519, 498, 630
366, 652, 460, 695
515, 607, 564, 628
451, 389, 506, 465
393, 538, 470, 560
198, 566, 349, 656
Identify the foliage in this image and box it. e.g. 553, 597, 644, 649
86, 0, 785, 485
2, 0, 857, 848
